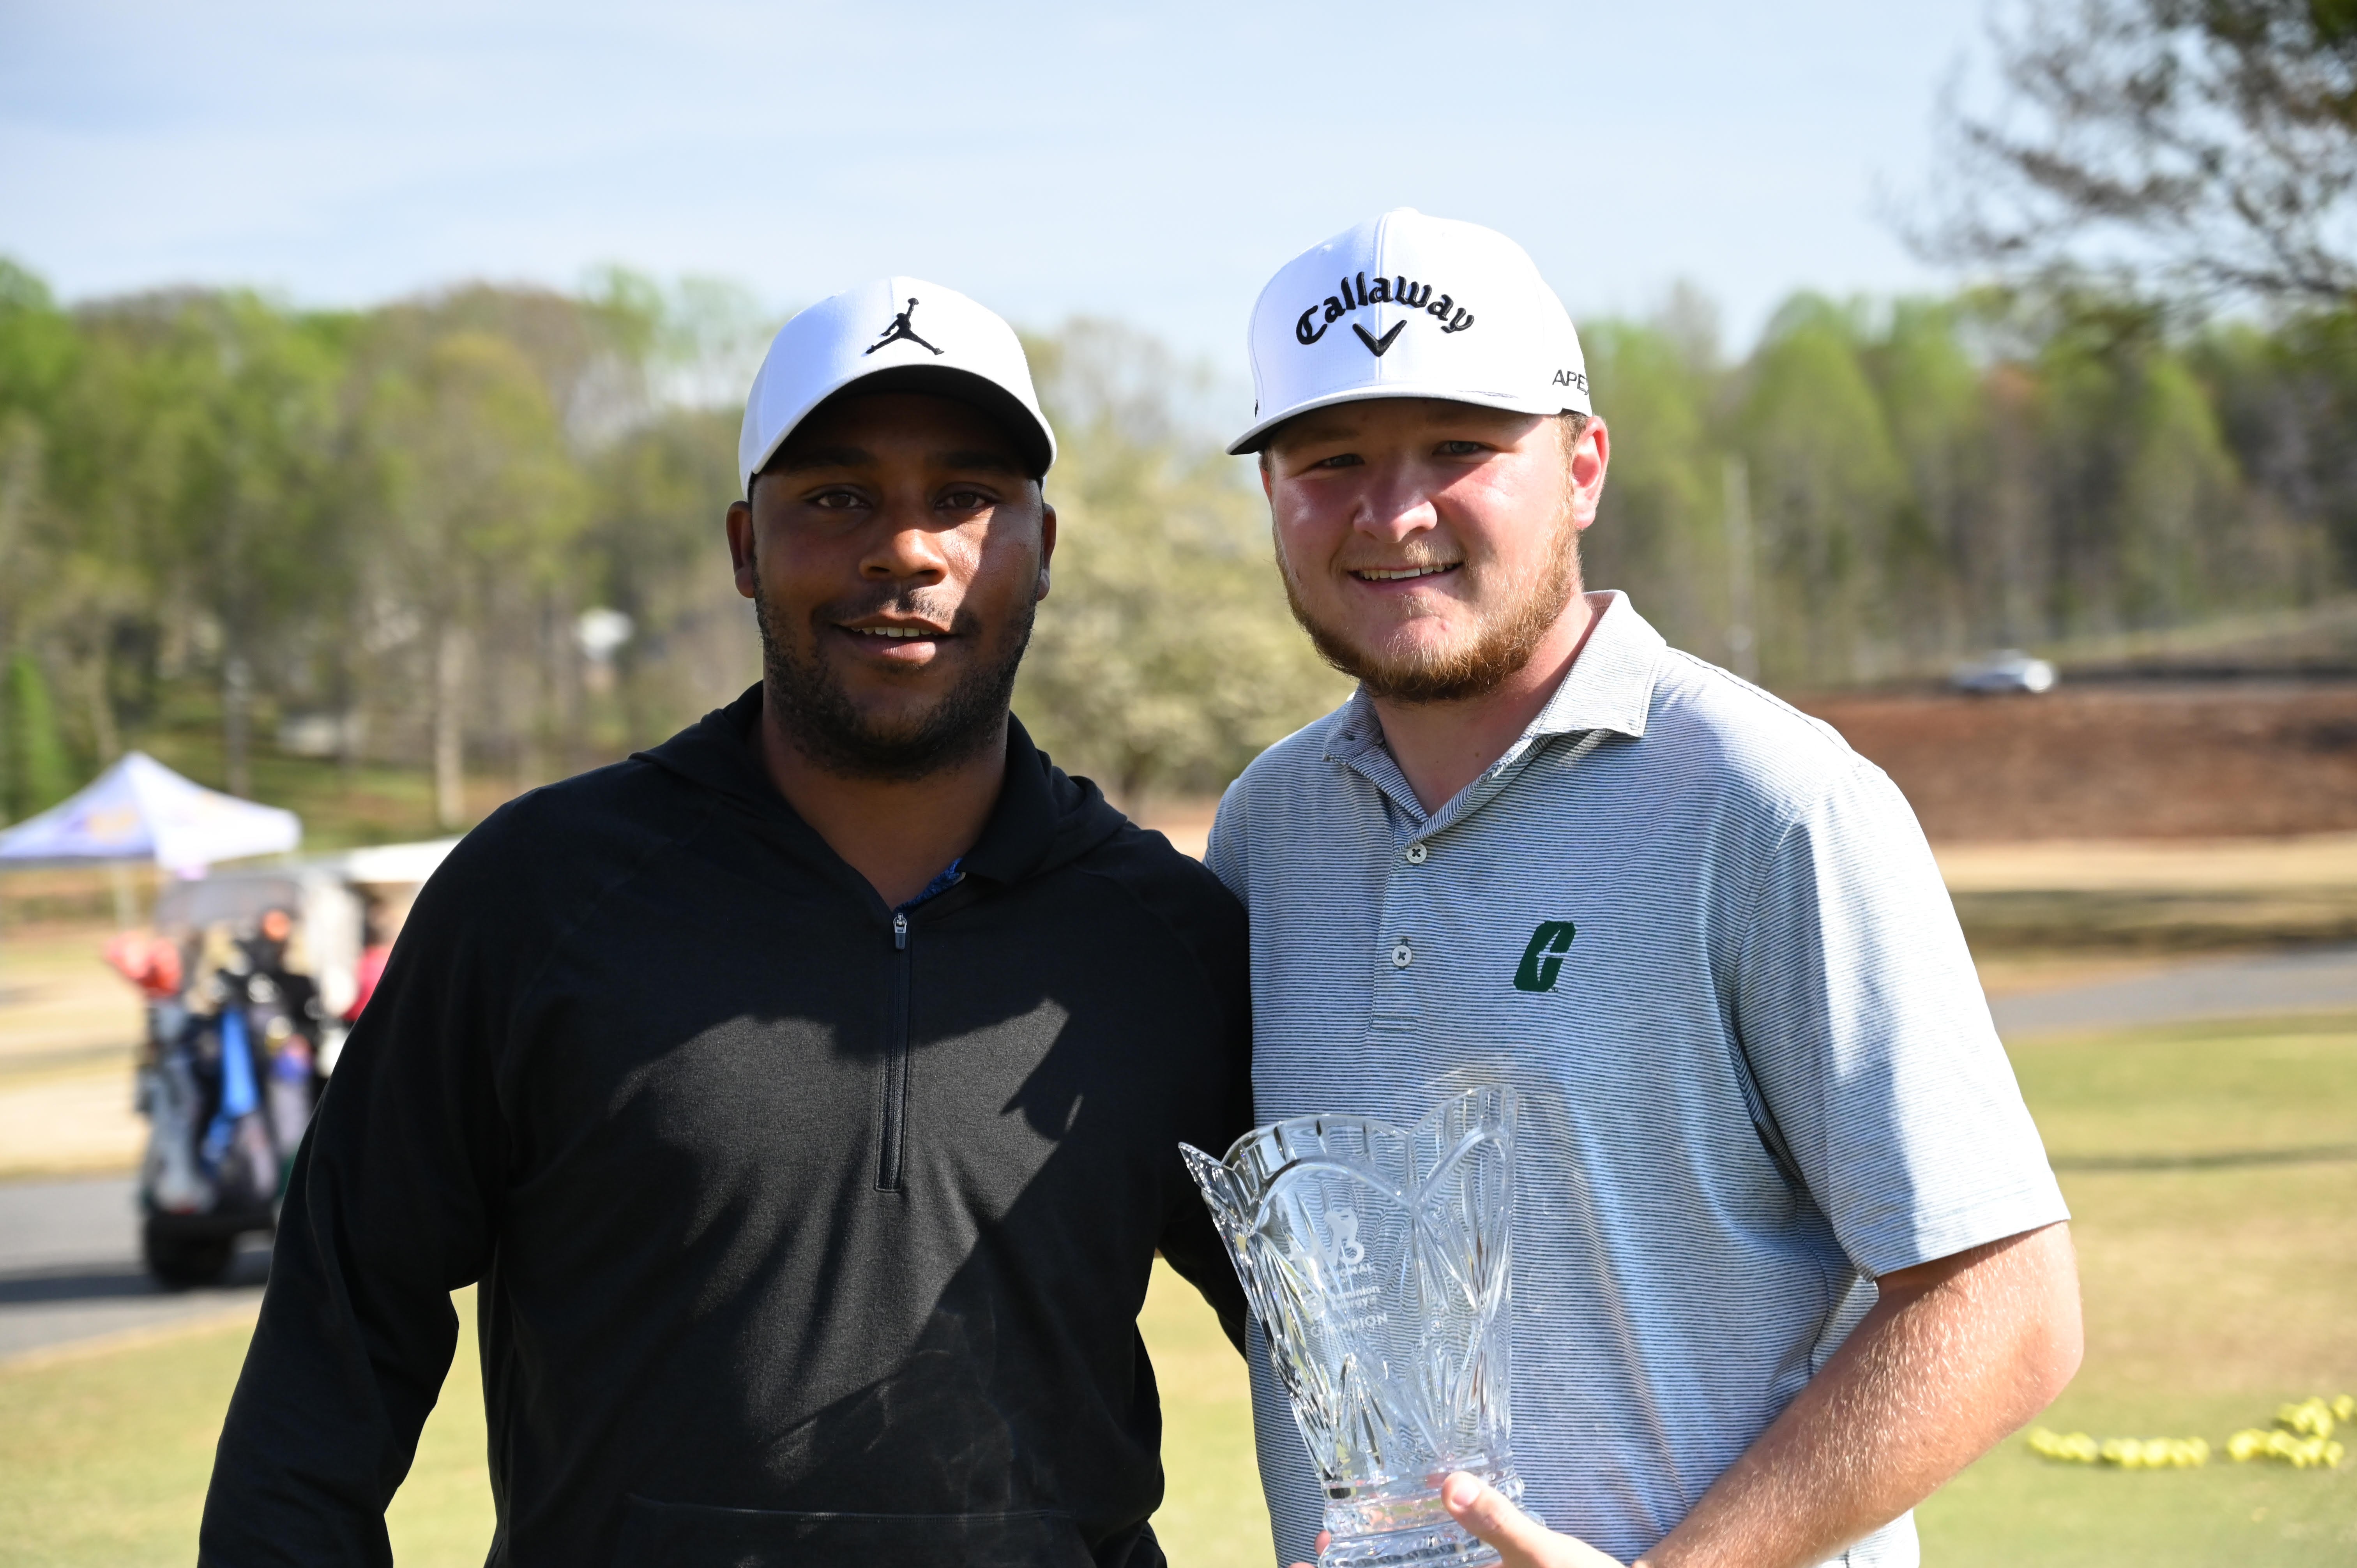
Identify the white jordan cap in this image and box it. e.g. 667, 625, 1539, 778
739, 277, 1057, 490
1229, 209, 1590, 455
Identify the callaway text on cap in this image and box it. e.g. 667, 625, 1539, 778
1231, 210, 1590, 456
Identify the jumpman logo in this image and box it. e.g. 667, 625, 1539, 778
866, 297, 943, 356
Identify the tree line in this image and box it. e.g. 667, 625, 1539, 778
1, 257, 2352, 829
0, 266, 1345, 826
1583, 285, 2354, 687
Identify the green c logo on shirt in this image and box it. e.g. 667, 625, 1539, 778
1512, 920, 1578, 992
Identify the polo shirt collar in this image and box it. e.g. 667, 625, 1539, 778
1524, 590, 1661, 744
1322, 591, 1662, 765
1322, 592, 1665, 833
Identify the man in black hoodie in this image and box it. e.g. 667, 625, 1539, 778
200, 278, 1253, 1568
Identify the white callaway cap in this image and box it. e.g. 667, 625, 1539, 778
739, 277, 1057, 490
1230, 209, 1590, 456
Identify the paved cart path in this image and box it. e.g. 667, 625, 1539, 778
0, 1176, 268, 1364
1988, 943, 2357, 1040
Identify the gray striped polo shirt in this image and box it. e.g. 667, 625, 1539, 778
1206, 592, 2067, 1568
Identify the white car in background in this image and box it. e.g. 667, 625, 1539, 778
1951, 649, 2059, 694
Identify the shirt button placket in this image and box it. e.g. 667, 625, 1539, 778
1395, 842, 1428, 971
1372, 827, 1428, 1031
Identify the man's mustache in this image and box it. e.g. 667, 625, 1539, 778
808, 591, 978, 637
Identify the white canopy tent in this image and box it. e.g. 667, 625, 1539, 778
0, 751, 301, 874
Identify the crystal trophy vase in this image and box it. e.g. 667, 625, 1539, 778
1182, 1086, 1527, 1568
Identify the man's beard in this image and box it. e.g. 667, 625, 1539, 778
752, 579, 1034, 782
1276, 521, 1583, 704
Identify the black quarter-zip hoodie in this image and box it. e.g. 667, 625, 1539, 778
200, 687, 1254, 1568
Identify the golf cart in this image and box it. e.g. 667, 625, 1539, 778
130, 841, 453, 1286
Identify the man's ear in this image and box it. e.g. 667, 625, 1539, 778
1568, 415, 1610, 532
1035, 499, 1057, 602
726, 499, 758, 599
1259, 452, 1274, 501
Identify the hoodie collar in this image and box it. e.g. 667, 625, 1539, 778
959, 717, 1071, 885
635, 685, 1119, 892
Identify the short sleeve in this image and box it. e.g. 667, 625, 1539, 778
1733, 761, 2068, 1278
1206, 776, 1251, 903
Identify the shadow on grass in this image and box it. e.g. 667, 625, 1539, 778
2051, 1142, 2357, 1172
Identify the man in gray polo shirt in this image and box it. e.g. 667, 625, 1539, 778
1209, 209, 2083, 1568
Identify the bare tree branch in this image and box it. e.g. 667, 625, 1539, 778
1914, 0, 2357, 308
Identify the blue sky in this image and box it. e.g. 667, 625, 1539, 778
2, 0, 1994, 371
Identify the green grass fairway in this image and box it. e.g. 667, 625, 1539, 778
1139, 1264, 1270, 1565
0, 1298, 495, 1566
2, 1012, 2350, 1565
1913, 1012, 2357, 1564
0, 1276, 1251, 1567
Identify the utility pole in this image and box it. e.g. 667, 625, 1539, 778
1723, 454, 1759, 683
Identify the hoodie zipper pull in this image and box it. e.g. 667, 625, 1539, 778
893, 911, 908, 951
